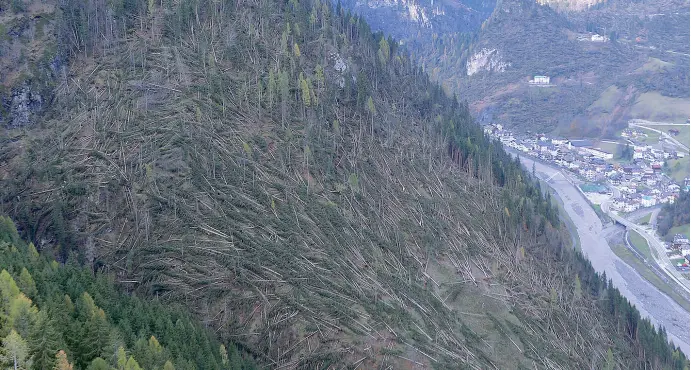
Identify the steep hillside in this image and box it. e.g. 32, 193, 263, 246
0, 0, 688, 369
347, 0, 689, 137
339, 0, 495, 42
338, 0, 495, 94
536, 0, 604, 11
0, 0, 63, 128
0, 216, 257, 369
456, 0, 690, 136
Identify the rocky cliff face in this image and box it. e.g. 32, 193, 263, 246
536, 0, 604, 11
341, 0, 496, 42
465, 47, 510, 75
0, 1, 62, 128
4, 84, 44, 128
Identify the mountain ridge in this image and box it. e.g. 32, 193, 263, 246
0, 0, 688, 368
347, 0, 689, 137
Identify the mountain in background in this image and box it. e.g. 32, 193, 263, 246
349, 0, 690, 138
339, 0, 495, 40
0, 0, 688, 368
460, 0, 690, 137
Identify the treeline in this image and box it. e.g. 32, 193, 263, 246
562, 244, 688, 369
0, 216, 256, 370
657, 191, 690, 239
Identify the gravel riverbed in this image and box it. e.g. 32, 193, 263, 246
516, 154, 690, 354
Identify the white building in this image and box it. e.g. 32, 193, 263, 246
581, 167, 597, 180
612, 199, 627, 211
582, 147, 614, 160
619, 186, 636, 194
624, 202, 640, 212
591, 34, 608, 42
641, 196, 656, 208
530, 76, 550, 85
515, 144, 529, 152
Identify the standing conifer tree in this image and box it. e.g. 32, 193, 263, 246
1, 330, 31, 370
267, 70, 276, 108
29, 311, 62, 370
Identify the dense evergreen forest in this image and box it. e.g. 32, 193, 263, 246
0, 216, 256, 369
0, 0, 688, 368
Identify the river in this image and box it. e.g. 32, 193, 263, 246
515, 154, 690, 355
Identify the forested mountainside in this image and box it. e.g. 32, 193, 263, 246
349, 0, 689, 137
0, 0, 688, 368
450, 0, 689, 136
0, 216, 256, 369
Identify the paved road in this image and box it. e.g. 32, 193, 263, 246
602, 200, 690, 293
629, 120, 691, 127
513, 153, 690, 354
629, 120, 690, 152
624, 206, 661, 225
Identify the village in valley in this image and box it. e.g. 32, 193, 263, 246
485, 121, 691, 272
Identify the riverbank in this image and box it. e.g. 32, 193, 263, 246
618, 230, 689, 310
511, 152, 690, 354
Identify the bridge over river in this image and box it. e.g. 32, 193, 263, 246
511, 152, 690, 355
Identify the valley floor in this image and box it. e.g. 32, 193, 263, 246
515, 154, 690, 355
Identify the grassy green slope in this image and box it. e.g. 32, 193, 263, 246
0, 0, 688, 369
630, 93, 690, 124
629, 230, 654, 260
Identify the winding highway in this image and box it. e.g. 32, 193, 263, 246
628, 120, 690, 153
601, 199, 690, 293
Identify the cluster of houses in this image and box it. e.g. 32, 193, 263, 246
620, 128, 649, 140
622, 127, 683, 142
666, 234, 690, 271
484, 123, 689, 212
